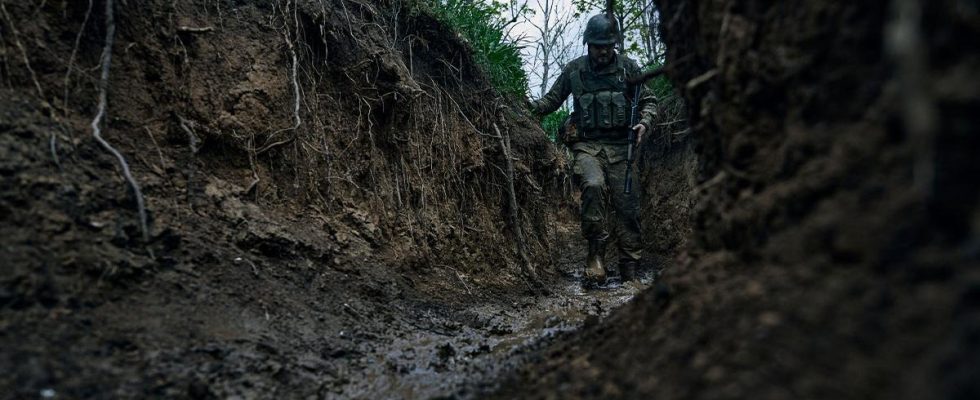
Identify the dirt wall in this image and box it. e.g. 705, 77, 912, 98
638, 129, 696, 267
0, 0, 567, 397
494, 0, 980, 398
0, 0, 564, 301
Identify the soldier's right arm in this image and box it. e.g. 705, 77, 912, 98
530, 66, 572, 116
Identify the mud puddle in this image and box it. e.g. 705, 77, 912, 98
339, 244, 654, 399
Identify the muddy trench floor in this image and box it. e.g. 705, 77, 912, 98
331, 242, 658, 399
3, 225, 658, 399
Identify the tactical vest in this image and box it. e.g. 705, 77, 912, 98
570, 57, 631, 139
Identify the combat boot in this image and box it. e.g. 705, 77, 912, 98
620, 259, 638, 283
584, 239, 607, 288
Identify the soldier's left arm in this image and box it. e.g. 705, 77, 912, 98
630, 62, 659, 133
531, 66, 572, 116
638, 87, 658, 133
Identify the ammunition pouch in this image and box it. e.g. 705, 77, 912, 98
575, 90, 629, 132
568, 56, 634, 141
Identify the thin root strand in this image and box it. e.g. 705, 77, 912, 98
90, 0, 150, 243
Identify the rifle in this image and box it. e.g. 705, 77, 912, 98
621, 55, 700, 194
624, 86, 640, 194
623, 66, 667, 194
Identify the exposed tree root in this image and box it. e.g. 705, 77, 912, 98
493, 120, 540, 288
49, 132, 61, 171
90, 0, 149, 243
177, 115, 200, 154
0, 1, 44, 99
887, 0, 936, 198
62, 0, 93, 112
286, 0, 302, 132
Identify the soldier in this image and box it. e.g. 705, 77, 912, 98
529, 14, 657, 288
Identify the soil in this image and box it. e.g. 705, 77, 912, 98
0, 0, 682, 398
493, 0, 980, 399
1, 159, 647, 399
4, 0, 977, 399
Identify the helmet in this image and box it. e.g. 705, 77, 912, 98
582, 14, 618, 45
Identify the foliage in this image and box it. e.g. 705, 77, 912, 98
573, 0, 664, 65
540, 106, 570, 142
426, 0, 529, 100
643, 61, 675, 100
520, 0, 579, 98
638, 60, 683, 125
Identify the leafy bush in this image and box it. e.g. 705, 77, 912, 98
540, 106, 570, 142
427, 0, 529, 100
647, 74, 674, 101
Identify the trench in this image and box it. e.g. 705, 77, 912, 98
336, 235, 655, 398
0, 0, 703, 396
17, 0, 980, 398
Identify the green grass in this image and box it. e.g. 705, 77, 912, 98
540, 106, 570, 143
426, 0, 529, 100
647, 73, 675, 100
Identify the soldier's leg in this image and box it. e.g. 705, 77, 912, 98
607, 158, 643, 281
573, 151, 608, 241
573, 150, 610, 286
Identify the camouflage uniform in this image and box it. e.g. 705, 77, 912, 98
532, 53, 657, 277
